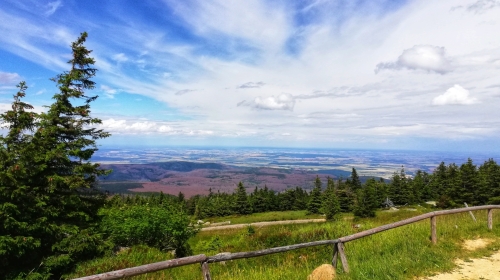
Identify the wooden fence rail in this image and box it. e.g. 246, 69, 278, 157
74, 205, 500, 280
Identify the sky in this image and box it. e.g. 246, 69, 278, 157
1, 0, 500, 152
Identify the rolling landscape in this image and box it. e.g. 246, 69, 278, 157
2, 1, 500, 279
96, 147, 500, 196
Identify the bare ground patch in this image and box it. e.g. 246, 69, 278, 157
420, 238, 500, 280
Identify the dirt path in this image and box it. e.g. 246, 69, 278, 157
420, 239, 500, 280
200, 218, 326, 231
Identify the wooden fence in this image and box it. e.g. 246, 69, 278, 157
74, 205, 500, 280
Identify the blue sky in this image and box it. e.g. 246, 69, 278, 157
1, 0, 500, 152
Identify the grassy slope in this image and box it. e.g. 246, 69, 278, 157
204, 210, 324, 224
68, 208, 500, 279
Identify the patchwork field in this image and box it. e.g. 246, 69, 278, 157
99, 162, 348, 196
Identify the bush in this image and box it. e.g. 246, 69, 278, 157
99, 204, 197, 257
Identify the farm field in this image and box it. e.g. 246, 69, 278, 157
69, 208, 500, 279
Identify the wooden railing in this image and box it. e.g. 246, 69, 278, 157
74, 205, 500, 280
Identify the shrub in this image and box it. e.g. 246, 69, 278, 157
99, 204, 196, 257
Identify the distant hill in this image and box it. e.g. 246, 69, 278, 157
100, 161, 227, 182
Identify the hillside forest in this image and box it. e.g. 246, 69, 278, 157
1, 32, 500, 279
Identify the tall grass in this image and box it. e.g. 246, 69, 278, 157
204, 210, 324, 224
68, 208, 500, 279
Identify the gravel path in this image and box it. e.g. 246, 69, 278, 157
420, 239, 500, 280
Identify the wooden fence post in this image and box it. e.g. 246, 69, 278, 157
337, 242, 350, 273
488, 209, 493, 230
332, 243, 338, 269
201, 261, 211, 280
431, 215, 437, 244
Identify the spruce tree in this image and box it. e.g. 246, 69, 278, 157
234, 182, 251, 214
350, 168, 362, 192
322, 177, 341, 220
307, 176, 323, 214
354, 178, 378, 218
0, 32, 110, 278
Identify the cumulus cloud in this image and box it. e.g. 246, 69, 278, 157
0, 72, 21, 84
467, 0, 500, 14
112, 53, 128, 62
432, 85, 479, 105
239, 93, 295, 111
375, 45, 452, 74
237, 81, 265, 89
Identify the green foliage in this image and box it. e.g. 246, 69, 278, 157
349, 167, 362, 192
322, 177, 340, 220
234, 182, 252, 215
69, 209, 500, 280
100, 203, 196, 257
307, 176, 323, 214
0, 32, 110, 279
354, 178, 378, 218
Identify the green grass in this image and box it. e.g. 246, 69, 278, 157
204, 210, 324, 224
68, 208, 500, 279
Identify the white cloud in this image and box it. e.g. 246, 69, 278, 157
375, 45, 452, 74
467, 0, 500, 14
112, 53, 128, 63
238, 81, 265, 89
99, 118, 213, 135
175, 89, 195, 95
0, 72, 21, 84
100, 85, 118, 98
432, 85, 479, 105
45, 1, 62, 16
240, 93, 295, 111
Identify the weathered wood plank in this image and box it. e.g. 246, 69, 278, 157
201, 261, 211, 280
488, 209, 493, 230
207, 239, 339, 263
339, 205, 500, 243
338, 242, 349, 273
73, 254, 207, 280
431, 216, 437, 244
332, 243, 338, 269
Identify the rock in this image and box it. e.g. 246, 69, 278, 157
307, 264, 336, 280
390, 207, 399, 211
197, 220, 204, 224
425, 201, 437, 206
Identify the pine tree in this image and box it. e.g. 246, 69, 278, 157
459, 158, 479, 205
307, 176, 323, 214
0, 32, 110, 278
354, 178, 378, 218
234, 182, 251, 214
349, 168, 362, 192
478, 159, 500, 204
322, 177, 340, 220
336, 177, 353, 212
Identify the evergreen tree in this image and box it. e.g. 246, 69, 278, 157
478, 159, 500, 204
307, 176, 323, 214
322, 177, 340, 220
336, 177, 353, 212
0, 32, 110, 278
459, 158, 479, 205
354, 178, 378, 218
234, 182, 251, 215
349, 168, 362, 192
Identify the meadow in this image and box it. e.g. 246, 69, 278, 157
69, 207, 500, 279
